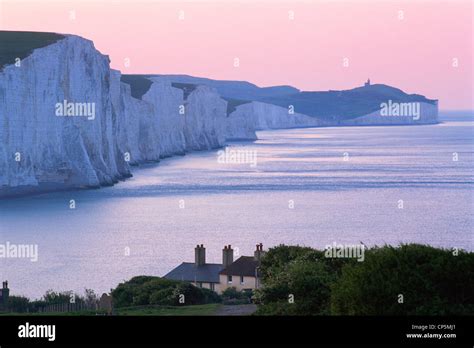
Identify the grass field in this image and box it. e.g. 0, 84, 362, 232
0, 310, 101, 316
116, 304, 221, 316
0, 304, 221, 316
0, 31, 65, 69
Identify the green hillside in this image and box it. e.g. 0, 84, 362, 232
0, 31, 65, 69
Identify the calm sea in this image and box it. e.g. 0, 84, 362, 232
1, 111, 472, 299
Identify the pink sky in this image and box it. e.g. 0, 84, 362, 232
1, 0, 472, 109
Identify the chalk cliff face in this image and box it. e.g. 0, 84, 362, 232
183, 85, 227, 150
158, 75, 439, 124
226, 105, 258, 141
145, 77, 228, 153
339, 102, 438, 126
111, 70, 159, 165
0, 32, 440, 196
227, 101, 322, 137
0, 35, 129, 195
0, 34, 233, 196
142, 80, 186, 157
227, 100, 438, 136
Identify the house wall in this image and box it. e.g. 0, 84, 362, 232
216, 274, 258, 293
191, 281, 217, 292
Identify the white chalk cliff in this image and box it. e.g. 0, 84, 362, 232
228, 101, 321, 135
0, 35, 127, 193
0, 33, 439, 196
339, 102, 438, 126
0, 34, 239, 196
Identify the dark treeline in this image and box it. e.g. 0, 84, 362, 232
254, 244, 474, 315
5, 289, 99, 313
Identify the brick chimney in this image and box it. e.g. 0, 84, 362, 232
254, 243, 265, 261
222, 245, 234, 268
195, 244, 206, 266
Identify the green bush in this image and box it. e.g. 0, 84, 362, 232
4, 296, 30, 313
173, 283, 200, 305
331, 244, 474, 315
149, 287, 175, 305
256, 254, 340, 315
221, 287, 252, 304
111, 276, 221, 308
255, 244, 474, 316
111, 276, 181, 307
200, 287, 221, 304
255, 245, 351, 315
258, 244, 315, 281
4, 289, 99, 313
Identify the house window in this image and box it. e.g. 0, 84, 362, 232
210, 283, 215, 291
227, 275, 232, 284
197, 282, 203, 288
240, 276, 244, 284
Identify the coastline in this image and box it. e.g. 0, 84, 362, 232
0, 120, 443, 199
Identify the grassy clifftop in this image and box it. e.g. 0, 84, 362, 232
0, 31, 65, 69
157, 74, 438, 120
120, 74, 154, 100
260, 84, 438, 120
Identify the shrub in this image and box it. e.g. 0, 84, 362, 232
111, 276, 181, 307
111, 276, 221, 308
149, 287, 175, 306
221, 287, 252, 304
255, 244, 474, 316
331, 244, 474, 315
4, 296, 30, 313
255, 245, 351, 315
201, 287, 222, 304
255, 255, 338, 315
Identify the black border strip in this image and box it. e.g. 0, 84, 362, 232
0, 316, 472, 346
